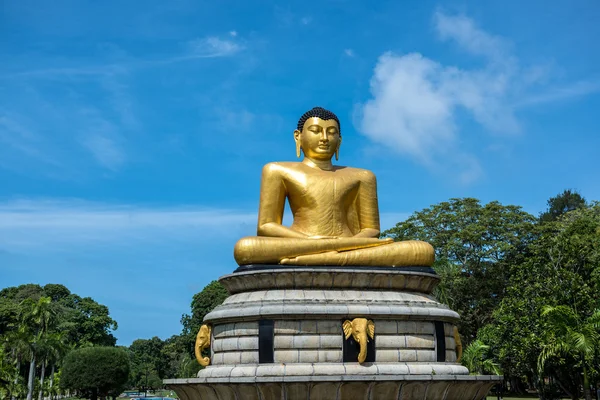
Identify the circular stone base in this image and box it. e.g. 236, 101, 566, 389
165, 363, 501, 400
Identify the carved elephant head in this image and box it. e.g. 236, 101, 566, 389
343, 318, 375, 363
195, 324, 211, 367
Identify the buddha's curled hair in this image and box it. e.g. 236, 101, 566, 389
297, 107, 341, 136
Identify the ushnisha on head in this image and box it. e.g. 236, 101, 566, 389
294, 106, 342, 161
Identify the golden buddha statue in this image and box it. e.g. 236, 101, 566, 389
234, 107, 434, 267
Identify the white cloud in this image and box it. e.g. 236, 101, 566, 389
356, 11, 599, 184
344, 49, 355, 57
229, 30, 238, 37
300, 17, 312, 25
81, 134, 125, 171
186, 37, 243, 58
0, 199, 256, 251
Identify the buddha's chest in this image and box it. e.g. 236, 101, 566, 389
285, 172, 360, 207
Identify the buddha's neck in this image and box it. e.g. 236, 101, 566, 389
303, 157, 333, 171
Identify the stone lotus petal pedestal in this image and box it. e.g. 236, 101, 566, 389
164, 266, 501, 400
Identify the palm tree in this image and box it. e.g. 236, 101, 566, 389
461, 340, 501, 375
20, 297, 57, 400
538, 305, 600, 400
3, 328, 31, 400
37, 333, 67, 400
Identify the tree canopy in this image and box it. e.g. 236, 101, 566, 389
61, 347, 129, 400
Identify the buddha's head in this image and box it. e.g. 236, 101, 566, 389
294, 107, 341, 161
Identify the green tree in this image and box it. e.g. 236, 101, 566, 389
61, 347, 129, 400
383, 198, 537, 342
540, 189, 586, 222
461, 340, 501, 375
20, 297, 57, 400
538, 306, 600, 400
180, 281, 228, 356
482, 202, 600, 396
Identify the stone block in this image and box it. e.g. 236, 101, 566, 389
240, 351, 259, 364
299, 320, 318, 333
376, 320, 398, 334
332, 271, 352, 287
370, 273, 391, 289
339, 382, 370, 400
312, 363, 346, 375
319, 334, 342, 349
390, 273, 406, 290
444, 322, 455, 336
370, 382, 400, 399
427, 381, 451, 399
256, 365, 285, 377
295, 272, 313, 286
211, 353, 223, 365
274, 335, 294, 349
230, 365, 257, 378
376, 335, 406, 348
285, 383, 309, 399
233, 384, 260, 400
445, 336, 456, 349
284, 363, 314, 376
258, 383, 283, 400
310, 382, 339, 399
416, 321, 435, 334
238, 336, 258, 350
274, 272, 294, 288
319, 350, 342, 362
274, 349, 298, 363
234, 322, 258, 336
407, 364, 434, 374
213, 385, 236, 400
247, 291, 266, 302
212, 323, 235, 338
376, 349, 400, 362
317, 320, 340, 334
274, 320, 300, 334
375, 363, 410, 375
219, 337, 238, 352
351, 273, 372, 288
445, 350, 457, 363
222, 351, 241, 365
416, 350, 436, 362
397, 321, 417, 334
399, 349, 417, 362
285, 289, 305, 301
406, 334, 435, 349
313, 272, 333, 288
298, 350, 319, 363
293, 335, 320, 348
401, 382, 427, 400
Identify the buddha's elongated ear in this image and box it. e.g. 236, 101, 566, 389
294, 129, 302, 158
335, 137, 342, 161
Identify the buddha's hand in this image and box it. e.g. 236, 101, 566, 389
308, 235, 339, 240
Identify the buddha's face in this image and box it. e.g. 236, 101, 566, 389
294, 117, 341, 161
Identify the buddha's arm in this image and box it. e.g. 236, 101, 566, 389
256, 163, 308, 239
353, 171, 381, 239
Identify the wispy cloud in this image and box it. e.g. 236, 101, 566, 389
0, 199, 256, 252
344, 49, 355, 57
356, 10, 600, 184
2, 35, 244, 80
185, 37, 243, 59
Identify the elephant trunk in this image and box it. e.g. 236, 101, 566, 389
357, 336, 368, 363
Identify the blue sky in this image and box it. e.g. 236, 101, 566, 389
1, 0, 599, 345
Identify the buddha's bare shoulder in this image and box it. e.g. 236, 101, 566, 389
261, 162, 304, 175
339, 166, 377, 182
